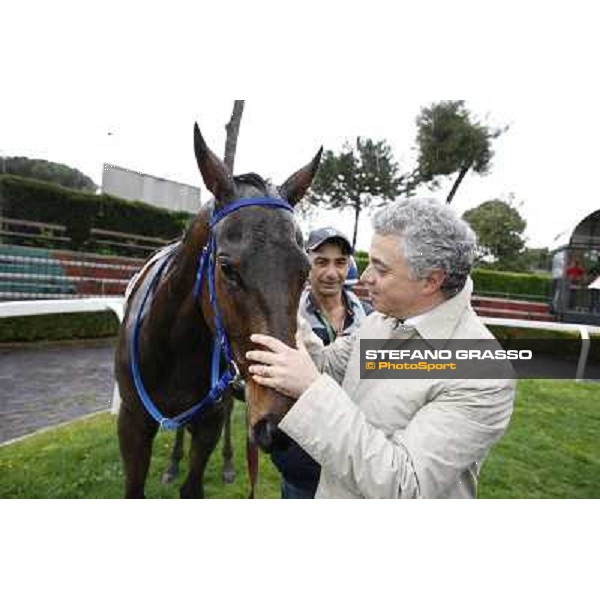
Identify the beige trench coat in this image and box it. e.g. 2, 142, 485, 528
279, 279, 515, 498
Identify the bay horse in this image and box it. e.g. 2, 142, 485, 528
115, 123, 321, 498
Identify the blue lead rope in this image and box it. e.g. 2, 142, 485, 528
130, 196, 293, 430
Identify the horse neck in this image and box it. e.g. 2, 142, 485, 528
144, 210, 212, 347
134, 213, 214, 394
177, 213, 210, 293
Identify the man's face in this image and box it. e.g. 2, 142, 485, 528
361, 234, 440, 319
309, 242, 349, 298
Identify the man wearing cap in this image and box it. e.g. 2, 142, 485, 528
249, 199, 515, 499
302, 227, 370, 345
270, 226, 370, 499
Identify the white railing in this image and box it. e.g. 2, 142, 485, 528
483, 316, 600, 381
0, 300, 598, 383
0, 297, 125, 323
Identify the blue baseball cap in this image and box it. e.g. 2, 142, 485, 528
345, 256, 359, 287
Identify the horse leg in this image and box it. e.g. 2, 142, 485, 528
161, 428, 186, 484
118, 405, 158, 499
180, 403, 228, 499
221, 390, 236, 484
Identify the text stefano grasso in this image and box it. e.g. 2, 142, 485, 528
364, 349, 533, 361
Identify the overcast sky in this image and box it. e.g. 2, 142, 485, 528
2, 1, 598, 252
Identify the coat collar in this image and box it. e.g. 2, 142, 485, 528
305, 287, 356, 316
384, 277, 473, 348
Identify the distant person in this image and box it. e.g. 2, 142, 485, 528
566, 259, 585, 309
269, 227, 369, 499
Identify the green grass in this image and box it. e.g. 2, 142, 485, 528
478, 380, 600, 498
1, 380, 598, 498
0, 403, 281, 499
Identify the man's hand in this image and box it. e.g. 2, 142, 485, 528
246, 333, 320, 399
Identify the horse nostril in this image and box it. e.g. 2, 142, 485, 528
253, 419, 290, 453
253, 419, 274, 451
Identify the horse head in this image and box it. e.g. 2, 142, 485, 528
193, 123, 321, 452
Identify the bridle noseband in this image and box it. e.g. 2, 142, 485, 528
130, 197, 294, 430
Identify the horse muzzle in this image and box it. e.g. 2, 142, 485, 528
245, 380, 293, 453
251, 417, 290, 453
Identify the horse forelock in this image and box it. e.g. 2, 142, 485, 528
233, 172, 280, 199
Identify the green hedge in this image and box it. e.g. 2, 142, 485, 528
355, 252, 368, 275
354, 252, 551, 301
0, 312, 119, 343
0, 175, 192, 250
471, 268, 552, 301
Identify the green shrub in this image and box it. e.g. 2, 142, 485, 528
355, 254, 368, 275
0, 312, 120, 343
472, 268, 552, 300
0, 175, 192, 250
352, 254, 552, 301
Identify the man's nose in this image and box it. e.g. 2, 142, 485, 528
324, 265, 340, 279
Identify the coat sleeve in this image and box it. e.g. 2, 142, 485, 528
279, 374, 515, 498
298, 316, 357, 385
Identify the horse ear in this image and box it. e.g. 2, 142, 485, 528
279, 147, 323, 206
193, 122, 235, 203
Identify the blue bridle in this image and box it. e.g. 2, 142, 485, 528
130, 196, 294, 430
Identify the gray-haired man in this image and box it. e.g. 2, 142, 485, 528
248, 198, 515, 499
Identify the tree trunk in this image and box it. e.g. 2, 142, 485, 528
224, 101, 245, 173
352, 203, 361, 251
445, 163, 471, 204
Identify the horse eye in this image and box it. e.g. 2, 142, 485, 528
220, 261, 234, 278
219, 260, 241, 285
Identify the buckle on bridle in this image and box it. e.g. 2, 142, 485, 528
230, 360, 241, 382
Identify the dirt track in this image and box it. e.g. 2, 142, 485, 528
0, 339, 116, 444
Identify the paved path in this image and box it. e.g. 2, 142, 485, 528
0, 339, 116, 444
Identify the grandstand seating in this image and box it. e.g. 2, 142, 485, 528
0, 244, 142, 300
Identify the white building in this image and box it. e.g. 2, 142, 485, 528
101, 163, 201, 214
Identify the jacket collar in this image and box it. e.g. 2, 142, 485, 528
305, 287, 356, 317
388, 277, 473, 348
